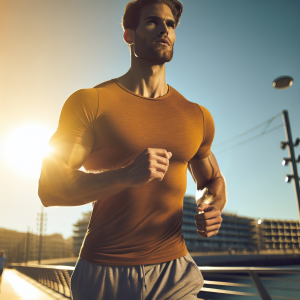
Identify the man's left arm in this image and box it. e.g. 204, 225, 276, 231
188, 151, 227, 238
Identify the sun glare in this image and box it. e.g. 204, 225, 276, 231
4, 269, 46, 299
3, 124, 53, 178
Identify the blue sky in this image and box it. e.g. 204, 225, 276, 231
0, 0, 299, 238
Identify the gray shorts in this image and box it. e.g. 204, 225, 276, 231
70, 252, 204, 300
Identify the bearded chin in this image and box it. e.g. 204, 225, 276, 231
134, 41, 174, 63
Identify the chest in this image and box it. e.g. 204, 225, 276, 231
85, 98, 203, 170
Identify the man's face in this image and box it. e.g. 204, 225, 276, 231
133, 3, 176, 64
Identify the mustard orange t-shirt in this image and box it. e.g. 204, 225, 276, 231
50, 79, 215, 266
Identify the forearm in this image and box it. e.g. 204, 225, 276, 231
38, 160, 129, 207
196, 173, 227, 212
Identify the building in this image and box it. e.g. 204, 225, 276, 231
73, 212, 91, 256
0, 228, 27, 262
0, 227, 74, 263
254, 219, 300, 251
43, 234, 74, 259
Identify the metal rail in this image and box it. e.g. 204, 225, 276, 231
199, 266, 300, 300
10, 264, 74, 298
9, 264, 300, 299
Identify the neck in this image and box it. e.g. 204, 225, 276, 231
117, 53, 168, 98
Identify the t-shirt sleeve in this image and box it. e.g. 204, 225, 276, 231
49, 88, 99, 149
191, 105, 215, 160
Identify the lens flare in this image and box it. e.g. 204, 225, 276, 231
3, 124, 53, 178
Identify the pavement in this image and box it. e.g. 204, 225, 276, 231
0, 268, 208, 300
0, 269, 68, 300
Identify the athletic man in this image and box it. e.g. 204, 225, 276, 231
0, 250, 6, 292
38, 0, 227, 299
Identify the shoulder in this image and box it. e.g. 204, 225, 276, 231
169, 85, 214, 117
197, 105, 214, 120
197, 105, 215, 135
93, 78, 117, 89
168, 86, 208, 110
168, 85, 189, 102
62, 88, 99, 112
56, 88, 100, 124
67, 88, 98, 103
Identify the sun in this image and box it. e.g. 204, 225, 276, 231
3, 124, 53, 178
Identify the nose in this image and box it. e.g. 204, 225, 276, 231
159, 21, 169, 36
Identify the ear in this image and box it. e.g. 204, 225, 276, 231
123, 29, 135, 45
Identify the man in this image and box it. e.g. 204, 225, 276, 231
38, 0, 227, 299
0, 250, 6, 292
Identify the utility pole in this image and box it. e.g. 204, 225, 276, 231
38, 208, 43, 264
281, 110, 300, 221
25, 226, 30, 264
37, 207, 47, 264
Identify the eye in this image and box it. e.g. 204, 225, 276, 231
167, 22, 175, 29
148, 19, 157, 24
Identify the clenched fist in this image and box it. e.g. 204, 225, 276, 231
194, 203, 223, 238
123, 148, 172, 187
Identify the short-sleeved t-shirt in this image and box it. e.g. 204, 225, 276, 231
50, 79, 215, 266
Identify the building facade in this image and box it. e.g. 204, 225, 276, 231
255, 219, 300, 251
0, 228, 27, 262
0, 227, 74, 263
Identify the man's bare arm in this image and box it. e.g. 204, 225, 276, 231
38, 141, 172, 207
188, 152, 227, 212
188, 152, 227, 238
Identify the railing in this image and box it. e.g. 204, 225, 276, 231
198, 266, 300, 300
9, 264, 300, 300
10, 263, 74, 299
190, 248, 300, 256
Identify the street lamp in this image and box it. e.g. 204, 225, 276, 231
273, 75, 300, 221
274, 75, 300, 221
285, 175, 300, 183
280, 141, 289, 150
283, 155, 300, 166
285, 175, 294, 183
282, 158, 291, 166
280, 111, 300, 223
272, 76, 294, 90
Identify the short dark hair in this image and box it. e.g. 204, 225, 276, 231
122, 0, 183, 31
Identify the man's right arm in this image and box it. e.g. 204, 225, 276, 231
38, 140, 129, 207
38, 141, 172, 207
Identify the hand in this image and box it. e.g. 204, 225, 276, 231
194, 203, 223, 238
123, 148, 172, 187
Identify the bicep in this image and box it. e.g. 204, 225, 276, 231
188, 152, 221, 190
39, 140, 91, 186
49, 139, 92, 169
41, 88, 97, 172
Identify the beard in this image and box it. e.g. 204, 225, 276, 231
133, 33, 174, 64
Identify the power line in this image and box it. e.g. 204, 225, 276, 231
214, 124, 284, 154
214, 112, 282, 148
